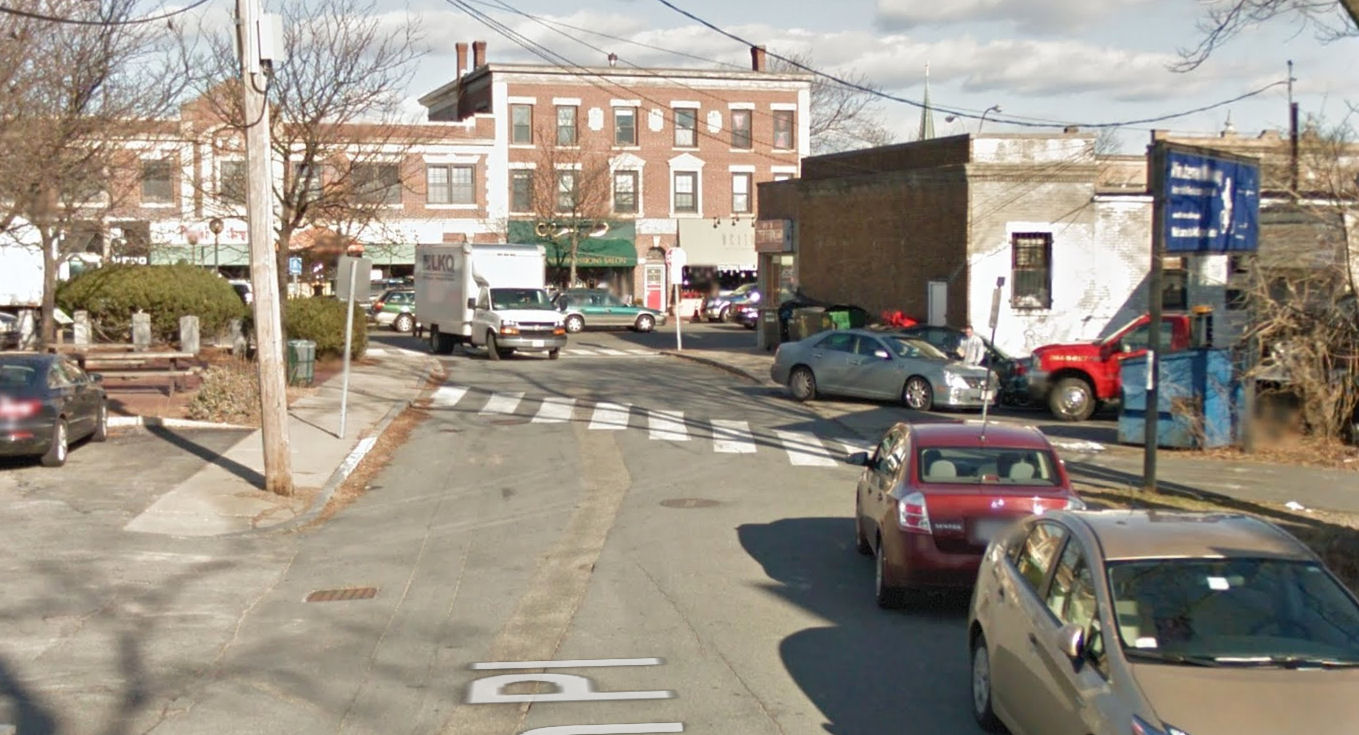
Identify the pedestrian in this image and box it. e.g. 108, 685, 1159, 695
959, 324, 986, 366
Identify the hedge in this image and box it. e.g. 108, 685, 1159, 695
284, 296, 367, 360
56, 264, 246, 343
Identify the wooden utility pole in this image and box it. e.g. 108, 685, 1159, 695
1143, 141, 1166, 494
238, 0, 292, 496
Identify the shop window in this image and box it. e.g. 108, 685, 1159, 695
674, 108, 697, 148
140, 159, 173, 205
510, 169, 533, 212
773, 110, 795, 150
614, 107, 637, 146
1011, 232, 1052, 309
556, 105, 577, 146
731, 110, 752, 149
731, 173, 752, 214
511, 104, 533, 144
428, 164, 475, 205
673, 171, 697, 213
613, 170, 638, 214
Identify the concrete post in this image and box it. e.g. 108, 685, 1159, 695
17, 310, 36, 349
179, 315, 200, 354
73, 311, 91, 345
132, 312, 151, 352
229, 318, 247, 357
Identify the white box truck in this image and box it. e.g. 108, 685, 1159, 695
415, 243, 567, 360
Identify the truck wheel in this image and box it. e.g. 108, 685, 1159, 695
548, 348, 560, 360
1050, 377, 1096, 421
430, 328, 456, 355
393, 313, 414, 333
565, 315, 584, 333
487, 332, 501, 361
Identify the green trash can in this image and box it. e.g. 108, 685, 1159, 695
827, 310, 852, 330
287, 339, 315, 386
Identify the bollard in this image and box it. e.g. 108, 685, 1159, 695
229, 318, 247, 357
73, 310, 91, 345
17, 310, 37, 349
179, 315, 200, 354
132, 312, 151, 352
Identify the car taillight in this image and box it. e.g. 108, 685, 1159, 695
897, 491, 932, 534
0, 398, 41, 420
1013, 362, 1027, 376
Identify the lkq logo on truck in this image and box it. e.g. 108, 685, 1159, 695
421, 253, 459, 273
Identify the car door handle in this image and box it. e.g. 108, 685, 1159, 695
1027, 633, 1039, 647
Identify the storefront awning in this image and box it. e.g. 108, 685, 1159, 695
508, 220, 638, 267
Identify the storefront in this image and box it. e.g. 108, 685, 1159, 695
507, 219, 638, 296
755, 218, 797, 348
674, 218, 758, 298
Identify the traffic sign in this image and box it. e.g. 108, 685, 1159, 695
289, 256, 302, 276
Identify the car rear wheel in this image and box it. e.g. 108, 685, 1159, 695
41, 420, 68, 467
902, 376, 933, 411
718, 306, 730, 322
393, 313, 414, 333
430, 328, 456, 355
565, 315, 584, 333
1050, 376, 1096, 421
486, 332, 501, 361
91, 400, 108, 442
971, 634, 1002, 732
789, 366, 817, 402
874, 540, 903, 608
634, 314, 656, 332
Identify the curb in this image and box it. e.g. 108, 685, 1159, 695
109, 415, 254, 431
659, 350, 767, 384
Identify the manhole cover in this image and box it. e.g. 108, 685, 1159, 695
660, 498, 720, 509
305, 586, 378, 603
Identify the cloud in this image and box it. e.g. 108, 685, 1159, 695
874, 0, 1159, 34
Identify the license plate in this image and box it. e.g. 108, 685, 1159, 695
531, 340, 544, 348
971, 518, 1011, 544
979, 389, 996, 401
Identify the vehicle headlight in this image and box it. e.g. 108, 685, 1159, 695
944, 371, 971, 389
1065, 495, 1086, 510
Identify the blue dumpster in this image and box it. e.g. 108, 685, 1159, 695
1118, 349, 1240, 448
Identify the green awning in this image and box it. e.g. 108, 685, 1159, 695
508, 220, 638, 267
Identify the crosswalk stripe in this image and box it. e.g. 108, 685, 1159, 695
480, 391, 524, 416
432, 385, 468, 408
569, 347, 598, 355
596, 348, 627, 356
533, 396, 576, 423
648, 409, 689, 441
840, 441, 872, 460
589, 402, 631, 430
626, 349, 654, 355
774, 430, 838, 467
711, 419, 756, 453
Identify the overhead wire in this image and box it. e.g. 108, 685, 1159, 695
0, 0, 214, 27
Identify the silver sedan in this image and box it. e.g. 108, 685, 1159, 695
769, 328, 996, 410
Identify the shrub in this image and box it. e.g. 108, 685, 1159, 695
284, 296, 367, 359
187, 360, 261, 426
57, 264, 246, 343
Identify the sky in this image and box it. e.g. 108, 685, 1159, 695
356, 0, 1359, 154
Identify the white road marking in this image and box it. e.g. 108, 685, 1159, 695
480, 391, 524, 416
840, 441, 873, 459
568, 347, 598, 355
432, 385, 468, 408
532, 396, 576, 424
589, 402, 631, 430
775, 430, 838, 467
625, 348, 654, 355
471, 657, 664, 670
596, 348, 627, 356
711, 420, 756, 453
648, 410, 689, 441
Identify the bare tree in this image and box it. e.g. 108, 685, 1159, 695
0, 0, 188, 347
523, 126, 615, 288
1176, 0, 1359, 71
189, 0, 424, 304
770, 52, 895, 154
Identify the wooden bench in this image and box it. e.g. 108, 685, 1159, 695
69, 350, 200, 395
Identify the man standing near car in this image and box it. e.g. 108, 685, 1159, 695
959, 325, 986, 366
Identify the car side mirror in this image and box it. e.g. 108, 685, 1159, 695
846, 451, 870, 466
90, 373, 103, 384
873, 349, 890, 360
467, 297, 476, 309
1055, 623, 1085, 661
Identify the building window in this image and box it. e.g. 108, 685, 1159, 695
614, 106, 637, 146
1162, 256, 1188, 311
219, 160, 245, 206
427, 164, 475, 205
511, 104, 533, 144
613, 171, 638, 214
556, 170, 578, 212
731, 110, 752, 149
731, 172, 752, 213
556, 105, 577, 146
140, 159, 173, 204
773, 110, 795, 149
510, 169, 533, 212
674, 108, 697, 148
673, 171, 698, 213
1011, 232, 1052, 309
354, 163, 402, 205
291, 162, 324, 202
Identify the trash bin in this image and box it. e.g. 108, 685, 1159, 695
1118, 349, 1240, 448
758, 307, 781, 351
789, 307, 828, 342
287, 339, 316, 386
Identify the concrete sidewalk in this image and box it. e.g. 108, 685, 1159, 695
124, 345, 438, 537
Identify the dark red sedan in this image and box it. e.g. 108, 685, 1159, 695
850, 421, 1084, 607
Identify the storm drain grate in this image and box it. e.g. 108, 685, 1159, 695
660, 498, 720, 509
305, 586, 379, 603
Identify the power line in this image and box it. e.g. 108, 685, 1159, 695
0, 0, 213, 26
651, 0, 1289, 131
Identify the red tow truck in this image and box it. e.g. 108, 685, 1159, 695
1020, 314, 1193, 421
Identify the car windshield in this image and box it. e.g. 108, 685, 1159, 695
0, 362, 40, 391
491, 288, 551, 309
917, 447, 1059, 484
883, 336, 948, 360
1108, 558, 1359, 665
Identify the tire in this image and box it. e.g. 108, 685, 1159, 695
487, 332, 501, 361
971, 634, 1003, 732
789, 366, 817, 402
874, 539, 903, 609
431, 328, 456, 355
1049, 376, 1096, 422
634, 314, 656, 332
902, 376, 934, 411
393, 313, 414, 333
855, 507, 872, 556
719, 306, 730, 322
41, 420, 68, 468
565, 315, 584, 333
548, 348, 560, 360
91, 400, 108, 443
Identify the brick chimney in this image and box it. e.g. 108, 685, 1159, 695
472, 40, 487, 69
750, 45, 766, 72
455, 42, 468, 78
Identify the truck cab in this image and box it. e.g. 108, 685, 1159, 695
1023, 313, 1193, 421
468, 285, 567, 360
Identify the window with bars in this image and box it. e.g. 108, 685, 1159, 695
674, 108, 697, 148
556, 105, 577, 146
219, 160, 245, 206
773, 110, 795, 150
673, 171, 697, 213
140, 159, 173, 204
614, 107, 637, 146
731, 110, 752, 149
731, 173, 752, 213
556, 170, 578, 212
511, 104, 533, 144
353, 163, 402, 205
510, 170, 533, 212
1011, 232, 1052, 309
613, 171, 638, 214
1162, 256, 1188, 311
427, 164, 475, 205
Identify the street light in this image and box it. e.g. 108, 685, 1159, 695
977, 104, 1001, 133
208, 217, 224, 272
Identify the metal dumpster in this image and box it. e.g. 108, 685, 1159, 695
1118, 348, 1240, 448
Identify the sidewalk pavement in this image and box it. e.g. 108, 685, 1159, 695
662, 344, 1359, 515
123, 345, 438, 537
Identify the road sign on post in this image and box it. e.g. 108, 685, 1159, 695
289, 256, 302, 276
667, 245, 686, 351
336, 255, 372, 438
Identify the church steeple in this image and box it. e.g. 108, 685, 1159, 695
918, 63, 936, 140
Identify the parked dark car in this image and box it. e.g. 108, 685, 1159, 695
886, 325, 1028, 406
0, 353, 108, 466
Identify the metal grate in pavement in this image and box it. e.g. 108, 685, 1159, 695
305, 586, 379, 603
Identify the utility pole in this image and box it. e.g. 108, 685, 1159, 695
238, 0, 292, 496
1143, 141, 1166, 494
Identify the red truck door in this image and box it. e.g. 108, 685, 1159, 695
1102, 316, 1187, 395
